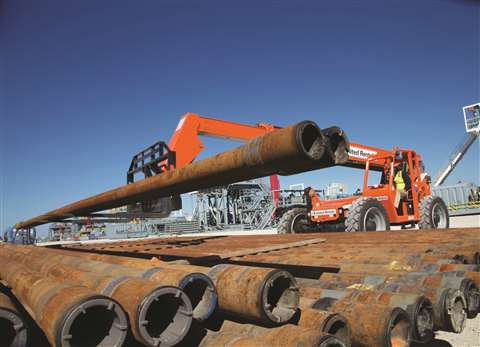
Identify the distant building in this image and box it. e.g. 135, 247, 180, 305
326, 183, 348, 199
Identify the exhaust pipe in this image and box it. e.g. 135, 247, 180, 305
208, 264, 299, 324
0, 262, 129, 347
0, 291, 28, 347
15, 121, 348, 228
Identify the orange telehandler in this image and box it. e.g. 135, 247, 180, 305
129, 113, 449, 232
277, 145, 449, 233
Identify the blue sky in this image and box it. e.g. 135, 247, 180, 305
1, 0, 479, 234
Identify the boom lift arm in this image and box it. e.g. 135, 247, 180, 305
166, 113, 282, 202
168, 112, 391, 171
432, 103, 480, 187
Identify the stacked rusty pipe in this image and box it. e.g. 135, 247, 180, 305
291, 308, 352, 345
298, 283, 434, 343
0, 245, 194, 347
4, 244, 216, 323
46, 248, 301, 326
0, 289, 28, 347
317, 271, 479, 319
297, 289, 411, 347
0, 261, 129, 347
15, 121, 349, 229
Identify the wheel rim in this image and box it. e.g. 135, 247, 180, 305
291, 213, 310, 232
363, 207, 386, 231
432, 203, 448, 228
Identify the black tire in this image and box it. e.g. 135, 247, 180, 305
345, 197, 390, 232
277, 207, 311, 234
418, 196, 449, 229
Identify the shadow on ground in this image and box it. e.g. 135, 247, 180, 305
412, 339, 453, 347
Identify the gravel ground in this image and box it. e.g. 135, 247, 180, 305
413, 316, 480, 347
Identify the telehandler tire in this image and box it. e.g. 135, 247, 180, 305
418, 196, 449, 229
277, 207, 312, 234
345, 197, 390, 232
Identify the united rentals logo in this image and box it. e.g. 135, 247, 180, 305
348, 146, 377, 159
311, 209, 337, 217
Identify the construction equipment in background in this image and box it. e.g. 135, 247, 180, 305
278, 146, 450, 233
431, 103, 480, 216
278, 103, 480, 233
433, 103, 480, 187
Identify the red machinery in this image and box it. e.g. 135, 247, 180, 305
128, 113, 449, 232
278, 147, 450, 233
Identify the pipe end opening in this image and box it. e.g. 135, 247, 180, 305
180, 273, 218, 322
0, 308, 27, 347
413, 296, 434, 343
297, 122, 324, 160
58, 296, 128, 347
262, 271, 299, 324
461, 279, 480, 318
387, 308, 411, 347
444, 289, 467, 333
323, 314, 351, 346
323, 127, 350, 164
138, 286, 193, 347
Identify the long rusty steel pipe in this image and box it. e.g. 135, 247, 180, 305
0, 290, 28, 347
16, 121, 348, 228
0, 262, 129, 347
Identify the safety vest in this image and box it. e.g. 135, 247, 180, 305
394, 171, 405, 190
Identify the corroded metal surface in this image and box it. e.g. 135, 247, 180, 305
3, 244, 214, 323
16, 121, 348, 228
207, 264, 299, 324
0, 227, 478, 346
0, 260, 128, 347
199, 321, 348, 347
